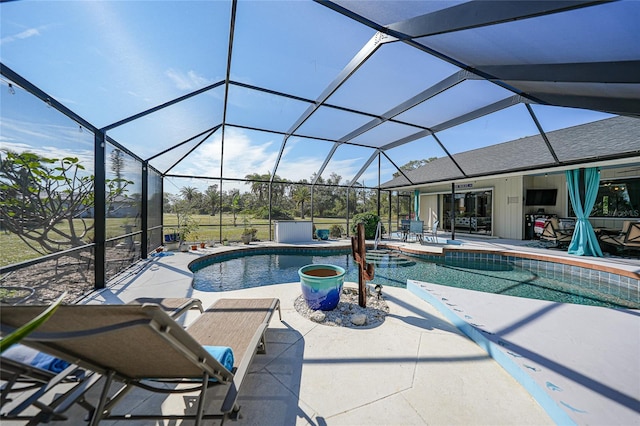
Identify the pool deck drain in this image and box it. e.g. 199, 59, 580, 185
409, 279, 640, 426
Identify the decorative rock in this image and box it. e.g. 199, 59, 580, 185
310, 311, 326, 323
350, 313, 367, 326
294, 286, 389, 328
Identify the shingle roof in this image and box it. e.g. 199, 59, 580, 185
381, 116, 640, 189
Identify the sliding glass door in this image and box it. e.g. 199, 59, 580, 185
442, 190, 493, 235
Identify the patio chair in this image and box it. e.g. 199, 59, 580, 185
1, 297, 280, 425
599, 221, 640, 253
422, 220, 439, 243
0, 297, 204, 424
400, 219, 411, 241
539, 217, 574, 248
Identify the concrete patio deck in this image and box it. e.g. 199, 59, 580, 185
4, 235, 639, 425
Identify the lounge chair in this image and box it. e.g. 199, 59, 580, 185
599, 221, 640, 253
539, 217, 574, 248
1, 297, 204, 424
1, 297, 280, 425
1, 345, 101, 423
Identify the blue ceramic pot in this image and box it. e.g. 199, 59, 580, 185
316, 229, 329, 240
298, 264, 345, 311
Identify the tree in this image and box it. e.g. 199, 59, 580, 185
163, 192, 176, 213
0, 151, 130, 257
244, 172, 290, 204
180, 186, 199, 204
392, 158, 437, 178
204, 184, 219, 216
110, 148, 125, 190
172, 199, 198, 242
291, 186, 311, 219
245, 173, 268, 204
228, 189, 241, 226
351, 212, 384, 239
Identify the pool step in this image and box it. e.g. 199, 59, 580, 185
366, 249, 416, 268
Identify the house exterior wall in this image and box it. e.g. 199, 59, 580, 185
523, 174, 567, 221
418, 176, 524, 239
419, 194, 439, 229
500, 175, 524, 239
415, 164, 640, 240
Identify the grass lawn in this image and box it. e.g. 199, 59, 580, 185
1, 213, 402, 267
0, 232, 43, 267
0, 217, 139, 267
0, 214, 362, 267
163, 213, 350, 242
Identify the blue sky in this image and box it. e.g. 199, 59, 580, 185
0, 1, 616, 194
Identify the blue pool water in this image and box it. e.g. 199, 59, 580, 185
191, 249, 637, 309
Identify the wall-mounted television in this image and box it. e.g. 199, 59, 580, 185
525, 189, 557, 206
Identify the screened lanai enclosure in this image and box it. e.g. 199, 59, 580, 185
1, 0, 639, 301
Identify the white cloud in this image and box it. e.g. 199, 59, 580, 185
323, 157, 363, 183
169, 131, 366, 184
1, 139, 94, 174
0, 27, 41, 45
276, 156, 322, 182
166, 68, 214, 91
167, 128, 281, 180
1, 117, 95, 172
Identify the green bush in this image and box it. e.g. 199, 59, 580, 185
329, 224, 344, 238
351, 212, 384, 239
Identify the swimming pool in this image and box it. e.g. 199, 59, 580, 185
191, 248, 638, 309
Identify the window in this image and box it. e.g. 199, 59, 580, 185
572, 178, 640, 218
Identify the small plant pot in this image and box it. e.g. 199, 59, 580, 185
298, 264, 345, 311
165, 241, 179, 251
155, 247, 163, 253
241, 234, 252, 244
316, 229, 330, 240
191, 244, 198, 251
200, 242, 206, 249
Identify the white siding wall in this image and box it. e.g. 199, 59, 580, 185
419, 194, 439, 229
494, 176, 524, 239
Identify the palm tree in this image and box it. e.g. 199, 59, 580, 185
180, 186, 199, 204
245, 173, 268, 203
292, 186, 311, 219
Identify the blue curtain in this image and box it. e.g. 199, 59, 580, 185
566, 168, 603, 257
414, 190, 420, 218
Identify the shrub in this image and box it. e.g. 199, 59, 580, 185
351, 212, 384, 239
329, 224, 344, 238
